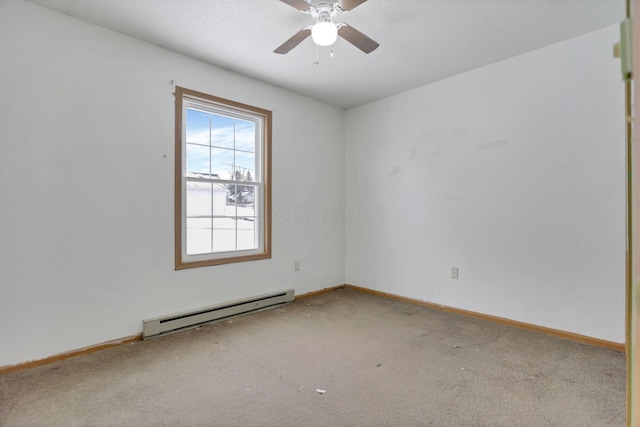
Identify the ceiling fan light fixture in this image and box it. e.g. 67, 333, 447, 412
311, 21, 338, 46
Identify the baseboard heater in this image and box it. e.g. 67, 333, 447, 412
142, 289, 295, 339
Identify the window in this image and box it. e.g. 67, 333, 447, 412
175, 87, 271, 269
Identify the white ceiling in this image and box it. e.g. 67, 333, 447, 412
25, 0, 624, 109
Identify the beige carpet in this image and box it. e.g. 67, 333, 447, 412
0, 287, 626, 426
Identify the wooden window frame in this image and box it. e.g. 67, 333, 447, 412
174, 86, 272, 269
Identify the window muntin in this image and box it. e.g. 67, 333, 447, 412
175, 87, 271, 269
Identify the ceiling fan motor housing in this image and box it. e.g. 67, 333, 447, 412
309, 0, 342, 23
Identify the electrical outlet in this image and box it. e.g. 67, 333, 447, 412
294, 260, 300, 272
451, 267, 459, 280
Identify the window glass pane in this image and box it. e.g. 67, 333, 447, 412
237, 182, 256, 250
211, 183, 228, 217
237, 217, 257, 250
227, 185, 254, 211
236, 185, 256, 217
211, 114, 236, 150
186, 181, 212, 217
186, 144, 210, 175
212, 217, 236, 252
226, 184, 239, 212
234, 120, 255, 153
186, 218, 212, 255
211, 147, 235, 180
235, 151, 255, 183
186, 109, 212, 145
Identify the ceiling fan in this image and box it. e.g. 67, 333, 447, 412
274, 0, 379, 54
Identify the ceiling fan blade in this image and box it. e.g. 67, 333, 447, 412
274, 28, 312, 54
279, 0, 311, 11
338, 0, 368, 11
338, 24, 379, 54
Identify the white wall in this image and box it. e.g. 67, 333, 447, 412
0, 0, 345, 367
346, 24, 626, 343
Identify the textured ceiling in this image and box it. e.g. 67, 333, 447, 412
25, 0, 624, 109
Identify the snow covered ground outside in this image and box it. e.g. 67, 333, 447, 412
186, 204, 257, 254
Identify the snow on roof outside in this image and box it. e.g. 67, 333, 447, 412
185, 172, 228, 191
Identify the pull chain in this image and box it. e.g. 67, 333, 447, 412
314, 44, 321, 66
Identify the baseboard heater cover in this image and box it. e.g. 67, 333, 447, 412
142, 289, 295, 339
